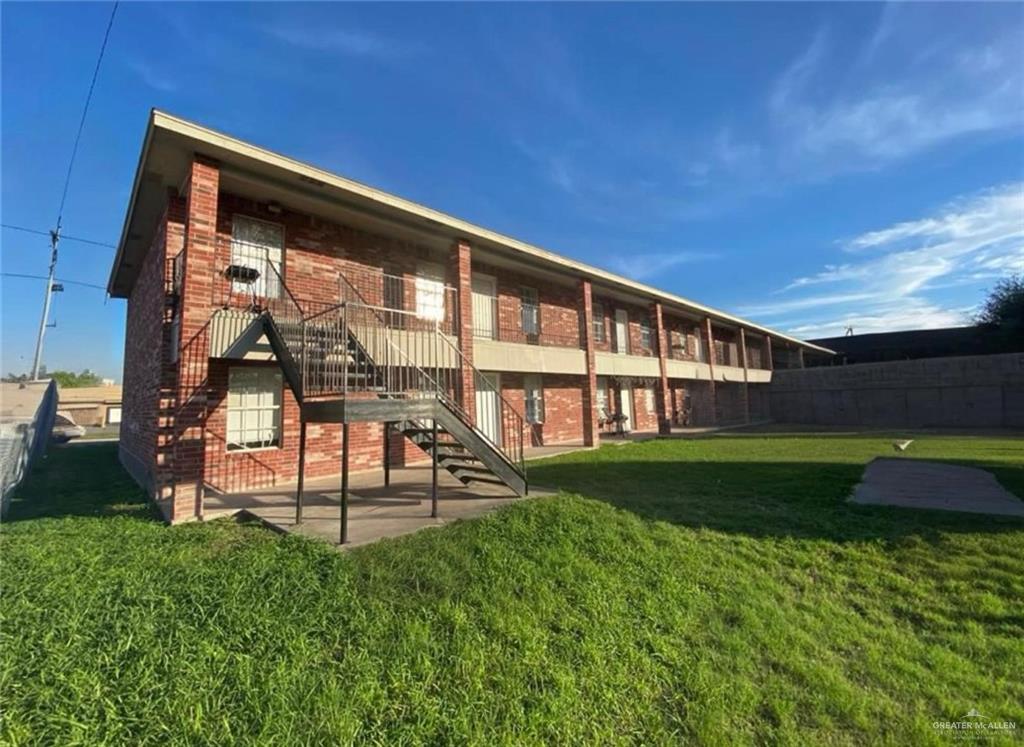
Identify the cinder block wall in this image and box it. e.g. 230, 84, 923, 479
770, 353, 1024, 428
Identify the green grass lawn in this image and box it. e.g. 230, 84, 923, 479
2, 434, 1023, 745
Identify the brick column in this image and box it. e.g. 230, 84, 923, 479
578, 279, 600, 446
704, 316, 719, 425
764, 334, 774, 371
450, 240, 475, 420
797, 346, 805, 369
739, 328, 751, 424
167, 157, 220, 522
652, 302, 671, 434
153, 193, 187, 518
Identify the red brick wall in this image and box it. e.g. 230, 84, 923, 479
120, 198, 183, 496
631, 380, 660, 432
125, 176, 785, 505
497, 372, 586, 447
591, 299, 657, 357
472, 261, 581, 348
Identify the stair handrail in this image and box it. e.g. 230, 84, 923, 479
432, 331, 526, 475
333, 272, 525, 476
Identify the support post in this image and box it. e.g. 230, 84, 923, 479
340, 422, 349, 545
431, 418, 439, 519
739, 328, 751, 424
704, 316, 719, 425
383, 422, 391, 487
577, 279, 600, 446
652, 302, 672, 434
295, 419, 307, 525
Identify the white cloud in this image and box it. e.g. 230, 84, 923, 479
128, 60, 177, 93
743, 183, 1024, 336
768, 29, 1023, 172
606, 251, 719, 281
264, 25, 421, 60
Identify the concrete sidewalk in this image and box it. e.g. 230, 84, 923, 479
204, 462, 557, 548
851, 458, 1024, 517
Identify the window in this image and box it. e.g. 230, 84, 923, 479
524, 374, 544, 424
596, 377, 610, 417
227, 367, 282, 451
644, 384, 656, 413
231, 216, 284, 298
592, 302, 606, 342
521, 287, 540, 338
640, 316, 654, 351
415, 262, 446, 321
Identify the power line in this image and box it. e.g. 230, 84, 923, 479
55, 1, 119, 231
2, 272, 107, 291
1, 223, 115, 249
32, 1, 119, 381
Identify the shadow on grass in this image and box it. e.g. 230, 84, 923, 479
528, 457, 1024, 544
3, 441, 160, 524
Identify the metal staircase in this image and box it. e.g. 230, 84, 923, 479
241, 260, 528, 506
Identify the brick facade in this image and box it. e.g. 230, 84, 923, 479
117, 153, 803, 521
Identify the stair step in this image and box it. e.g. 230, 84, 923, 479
461, 475, 507, 486
447, 464, 494, 475
403, 427, 451, 438
438, 451, 478, 461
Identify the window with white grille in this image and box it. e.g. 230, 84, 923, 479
592, 302, 606, 342
521, 287, 540, 337
644, 384, 656, 413
524, 374, 544, 424
227, 367, 282, 451
231, 216, 284, 298
415, 262, 446, 321
640, 316, 654, 351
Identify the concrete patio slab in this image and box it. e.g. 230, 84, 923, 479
851, 458, 1024, 517
203, 463, 557, 548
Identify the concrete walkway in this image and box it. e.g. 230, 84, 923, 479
204, 463, 557, 548
851, 458, 1024, 517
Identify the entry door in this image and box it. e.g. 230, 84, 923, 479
471, 274, 497, 339
475, 372, 502, 446
615, 309, 629, 354
619, 380, 634, 431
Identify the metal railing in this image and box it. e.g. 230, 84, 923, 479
336, 273, 525, 474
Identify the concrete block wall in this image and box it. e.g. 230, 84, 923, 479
770, 353, 1024, 428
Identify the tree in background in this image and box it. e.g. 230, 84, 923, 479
47, 370, 104, 388
976, 274, 1024, 342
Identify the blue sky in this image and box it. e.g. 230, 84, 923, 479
2, 2, 1022, 380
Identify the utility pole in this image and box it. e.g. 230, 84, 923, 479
31, 229, 60, 381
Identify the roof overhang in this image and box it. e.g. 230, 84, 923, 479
108, 109, 834, 355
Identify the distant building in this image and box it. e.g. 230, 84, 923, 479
806, 326, 1020, 366
57, 385, 122, 427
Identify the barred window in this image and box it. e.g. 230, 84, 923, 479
231, 216, 283, 298
227, 367, 282, 451
592, 302, 606, 342
521, 287, 540, 336
640, 316, 654, 351
524, 374, 545, 424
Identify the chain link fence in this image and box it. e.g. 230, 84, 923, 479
1, 380, 58, 516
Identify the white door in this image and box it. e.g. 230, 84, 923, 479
475, 372, 502, 446
471, 273, 497, 339
619, 380, 634, 431
615, 309, 629, 354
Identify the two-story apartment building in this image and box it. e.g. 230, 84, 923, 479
108, 111, 830, 526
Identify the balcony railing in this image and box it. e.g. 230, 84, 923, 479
471, 296, 583, 348
210, 236, 458, 334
